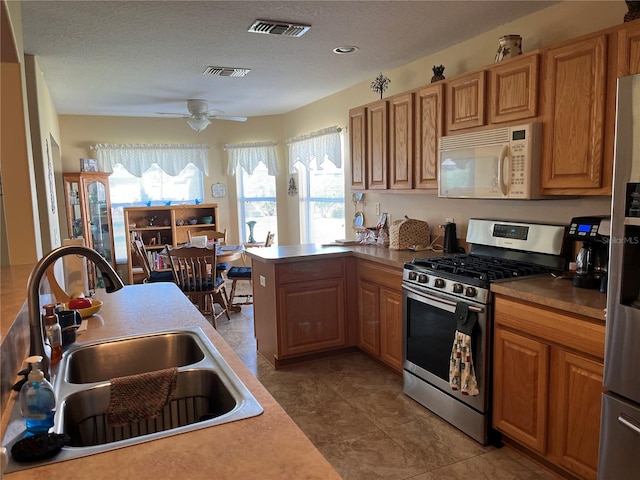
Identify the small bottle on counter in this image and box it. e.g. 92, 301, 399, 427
19, 355, 56, 436
43, 304, 62, 365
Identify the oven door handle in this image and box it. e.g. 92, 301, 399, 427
403, 285, 485, 313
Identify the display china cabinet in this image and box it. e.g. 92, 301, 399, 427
63, 172, 115, 289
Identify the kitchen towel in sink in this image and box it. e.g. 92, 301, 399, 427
449, 303, 479, 396
106, 367, 178, 427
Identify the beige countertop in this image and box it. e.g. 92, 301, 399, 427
491, 275, 607, 321
2, 283, 341, 480
245, 243, 444, 269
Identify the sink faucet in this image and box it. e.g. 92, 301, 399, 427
27, 245, 125, 379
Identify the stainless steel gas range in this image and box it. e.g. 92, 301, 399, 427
402, 218, 566, 444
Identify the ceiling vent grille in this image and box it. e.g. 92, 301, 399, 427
248, 19, 311, 37
202, 66, 251, 77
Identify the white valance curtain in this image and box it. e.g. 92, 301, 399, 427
286, 126, 342, 174
224, 141, 278, 176
91, 144, 210, 177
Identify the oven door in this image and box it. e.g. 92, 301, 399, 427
402, 282, 490, 413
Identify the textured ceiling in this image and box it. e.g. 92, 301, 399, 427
20, 1, 556, 119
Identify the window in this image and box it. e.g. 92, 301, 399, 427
287, 126, 345, 244
109, 164, 204, 262
236, 163, 277, 243
298, 160, 345, 244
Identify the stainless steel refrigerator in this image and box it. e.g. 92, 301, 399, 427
597, 73, 640, 479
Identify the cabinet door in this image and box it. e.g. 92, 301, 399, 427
349, 106, 367, 189
446, 71, 486, 132
367, 100, 388, 189
278, 278, 346, 357
379, 287, 402, 372
493, 326, 549, 454
542, 34, 608, 192
618, 21, 640, 77
488, 54, 539, 124
82, 176, 115, 265
389, 93, 414, 190
414, 84, 443, 190
358, 280, 380, 356
548, 350, 604, 480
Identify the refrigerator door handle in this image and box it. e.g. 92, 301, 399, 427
618, 414, 640, 436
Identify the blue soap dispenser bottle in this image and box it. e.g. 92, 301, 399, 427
19, 355, 56, 436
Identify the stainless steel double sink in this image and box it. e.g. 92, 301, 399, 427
2, 327, 263, 472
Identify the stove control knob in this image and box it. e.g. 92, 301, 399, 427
434, 278, 446, 288
452, 283, 464, 294
465, 286, 477, 297
408, 271, 417, 281
418, 274, 428, 283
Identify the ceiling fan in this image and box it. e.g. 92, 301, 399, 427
159, 99, 247, 132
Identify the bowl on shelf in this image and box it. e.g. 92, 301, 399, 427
187, 218, 198, 225
199, 216, 213, 224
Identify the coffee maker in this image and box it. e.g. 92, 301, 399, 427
566, 216, 611, 291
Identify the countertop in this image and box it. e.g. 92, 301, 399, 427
1, 283, 341, 480
245, 244, 607, 321
245, 243, 444, 269
491, 275, 607, 321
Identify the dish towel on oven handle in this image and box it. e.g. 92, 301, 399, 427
449, 302, 480, 396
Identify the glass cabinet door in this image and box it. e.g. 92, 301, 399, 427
86, 180, 113, 264
67, 180, 85, 238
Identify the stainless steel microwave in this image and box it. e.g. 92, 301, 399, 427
438, 123, 543, 199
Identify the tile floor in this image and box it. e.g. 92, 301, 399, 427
215, 304, 558, 480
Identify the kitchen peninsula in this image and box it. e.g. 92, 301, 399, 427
0, 283, 341, 479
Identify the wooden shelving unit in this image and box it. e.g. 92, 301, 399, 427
123, 203, 220, 284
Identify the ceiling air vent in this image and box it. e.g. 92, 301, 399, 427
202, 66, 251, 77
248, 19, 311, 37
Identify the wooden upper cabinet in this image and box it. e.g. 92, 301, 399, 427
367, 100, 389, 189
389, 92, 414, 190
541, 34, 608, 193
414, 83, 443, 190
488, 53, 539, 124
349, 106, 367, 189
446, 71, 486, 132
617, 19, 640, 77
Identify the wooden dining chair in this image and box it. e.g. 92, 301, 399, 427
187, 229, 230, 276
188, 229, 227, 245
132, 239, 174, 283
226, 231, 275, 309
165, 244, 230, 327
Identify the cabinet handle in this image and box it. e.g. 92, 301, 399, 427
618, 414, 640, 436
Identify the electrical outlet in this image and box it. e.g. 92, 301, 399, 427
375, 203, 380, 215
259, 275, 266, 287
446, 217, 455, 224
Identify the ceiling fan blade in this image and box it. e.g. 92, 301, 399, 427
209, 115, 248, 122
157, 112, 189, 118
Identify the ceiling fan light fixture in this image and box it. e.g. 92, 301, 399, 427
187, 115, 211, 132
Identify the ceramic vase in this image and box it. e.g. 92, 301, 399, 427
494, 35, 522, 63
247, 221, 257, 244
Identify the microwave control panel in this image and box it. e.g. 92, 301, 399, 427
508, 127, 531, 198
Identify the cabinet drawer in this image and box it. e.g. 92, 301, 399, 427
358, 260, 402, 291
494, 295, 605, 359
277, 258, 344, 284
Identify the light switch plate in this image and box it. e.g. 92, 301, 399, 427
259, 275, 266, 287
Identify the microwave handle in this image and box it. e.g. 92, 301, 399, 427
498, 145, 509, 196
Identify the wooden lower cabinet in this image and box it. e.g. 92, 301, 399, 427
357, 261, 403, 372
493, 295, 605, 480
278, 278, 346, 357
